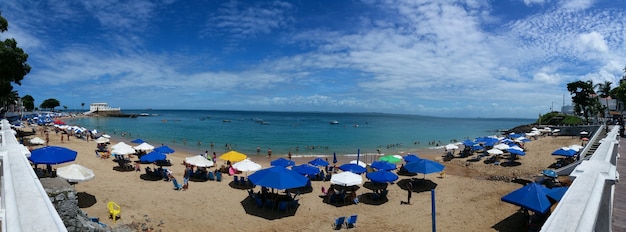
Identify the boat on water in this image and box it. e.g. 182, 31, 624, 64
139, 113, 158, 117
223, 120, 232, 122
330, 120, 339, 125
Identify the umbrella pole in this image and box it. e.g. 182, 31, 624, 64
431, 189, 436, 232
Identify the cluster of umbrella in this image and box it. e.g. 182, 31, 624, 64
28, 146, 95, 183
501, 182, 569, 214
551, 145, 583, 158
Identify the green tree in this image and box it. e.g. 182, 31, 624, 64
0, 90, 18, 113
21, 94, 34, 111
567, 80, 597, 121
40, 98, 60, 111
595, 81, 612, 118
0, 12, 31, 100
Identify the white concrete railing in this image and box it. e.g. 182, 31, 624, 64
0, 119, 67, 231
541, 126, 619, 232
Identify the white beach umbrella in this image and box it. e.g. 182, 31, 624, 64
29, 137, 46, 145
330, 171, 363, 186
349, 160, 367, 168
232, 159, 262, 172
111, 142, 133, 150
185, 155, 214, 167
133, 142, 155, 151
487, 148, 504, 155
494, 144, 510, 150
111, 146, 136, 155
94, 137, 110, 144
444, 144, 459, 150
56, 164, 95, 183
102, 134, 111, 138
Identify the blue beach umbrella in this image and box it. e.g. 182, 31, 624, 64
507, 148, 526, 156
333, 152, 337, 164
292, 164, 320, 176
542, 169, 558, 178
471, 144, 485, 151
370, 161, 396, 171
366, 170, 399, 183
501, 182, 552, 214
308, 157, 329, 167
154, 145, 175, 154
551, 148, 576, 157
462, 139, 475, 146
29, 146, 78, 165
546, 187, 569, 202
140, 151, 166, 163
403, 154, 421, 163
248, 166, 309, 190
339, 163, 366, 174
404, 159, 445, 175
271, 157, 295, 167
131, 138, 145, 144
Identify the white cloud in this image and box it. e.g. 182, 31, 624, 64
533, 72, 561, 84
559, 0, 595, 11
578, 31, 608, 52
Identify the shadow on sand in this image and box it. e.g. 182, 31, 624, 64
77, 192, 97, 208
240, 196, 299, 220
491, 211, 527, 232
397, 179, 438, 193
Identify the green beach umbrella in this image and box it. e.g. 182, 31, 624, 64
379, 154, 402, 163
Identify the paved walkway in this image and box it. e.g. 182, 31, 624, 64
613, 139, 626, 232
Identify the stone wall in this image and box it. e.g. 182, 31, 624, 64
39, 178, 109, 232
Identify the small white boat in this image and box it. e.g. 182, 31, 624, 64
330, 120, 339, 125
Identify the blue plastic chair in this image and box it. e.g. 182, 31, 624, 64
277, 201, 289, 212
254, 197, 264, 208
240, 176, 246, 186
216, 172, 222, 182
345, 215, 358, 229
332, 216, 345, 230
208, 172, 215, 180
234, 175, 239, 185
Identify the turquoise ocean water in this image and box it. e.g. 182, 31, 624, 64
66, 110, 533, 158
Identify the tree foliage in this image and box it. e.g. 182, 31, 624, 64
0, 11, 30, 100
21, 94, 34, 111
40, 98, 60, 111
566, 80, 597, 121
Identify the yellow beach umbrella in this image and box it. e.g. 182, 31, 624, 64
219, 150, 247, 162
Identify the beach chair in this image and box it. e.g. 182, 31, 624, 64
216, 172, 222, 182
107, 201, 121, 223
240, 176, 247, 186
345, 215, 358, 229
234, 175, 240, 185
208, 172, 215, 181
172, 178, 182, 190
254, 196, 264, 208
277, 201, 289, 212
332, 216, 345, 230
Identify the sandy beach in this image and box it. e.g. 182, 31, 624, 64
24, 124, 581, 232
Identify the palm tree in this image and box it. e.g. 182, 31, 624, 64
595, 81, 612, 119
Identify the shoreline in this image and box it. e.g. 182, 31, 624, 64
20, 119, 581, 231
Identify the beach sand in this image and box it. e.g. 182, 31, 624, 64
25, 125, 581, 232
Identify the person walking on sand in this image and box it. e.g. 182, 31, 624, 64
183, 165, 191, 191
288, 152, 292, 160
267, 148, 272, 158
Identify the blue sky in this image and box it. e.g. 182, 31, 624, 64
1, 0, 625, 118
